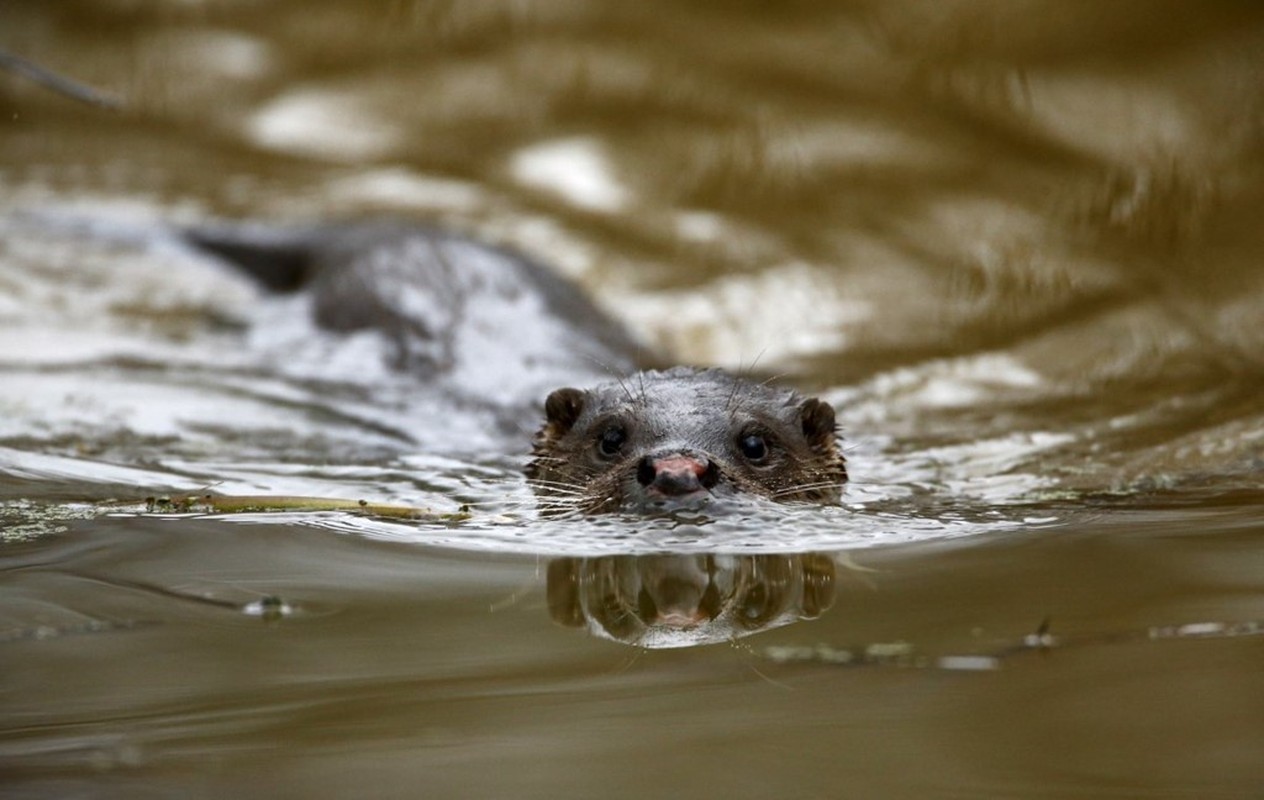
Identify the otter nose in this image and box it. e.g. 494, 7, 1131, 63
637, 453, 718, 496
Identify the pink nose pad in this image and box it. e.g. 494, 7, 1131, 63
638, 454, 713, 496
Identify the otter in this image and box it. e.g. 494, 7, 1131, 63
525, 367, 847, 515
177, 222, 847, 514
184, 221, 648, 389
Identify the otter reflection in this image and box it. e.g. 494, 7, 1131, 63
547, 553, 835, 649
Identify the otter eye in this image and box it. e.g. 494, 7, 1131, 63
597, 425, 627, 457
738, 433, 769, 462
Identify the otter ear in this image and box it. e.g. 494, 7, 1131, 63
544, 387, 586, 434
798, 397, 837, 452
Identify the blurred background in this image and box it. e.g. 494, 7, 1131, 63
5, 0, 1264, 484
2, 2, 1263, 798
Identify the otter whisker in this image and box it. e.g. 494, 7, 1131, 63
576, 352, 623, 379
769, 477, 846, 494
747, 347, 769, 377
613, 374, 636, 404
524, 367, 848, 516
524, 482, 589, 497
725, 371, 743, 413
525, 458, 575, 471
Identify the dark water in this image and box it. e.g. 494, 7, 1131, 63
2, 2, 1263, 797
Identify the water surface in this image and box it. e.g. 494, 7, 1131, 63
2, 2, 1263, 797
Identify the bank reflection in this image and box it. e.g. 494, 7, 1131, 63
547, 553, 835, 649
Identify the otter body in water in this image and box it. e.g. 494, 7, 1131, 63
182, 222, 847, 513
526, 367, 847, 514
186, 222, 649, 405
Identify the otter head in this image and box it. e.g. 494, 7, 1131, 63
524, 367, 848, 515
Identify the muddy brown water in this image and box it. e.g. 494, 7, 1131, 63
2, 2, 1263, 798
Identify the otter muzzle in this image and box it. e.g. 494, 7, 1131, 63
637, 453, 718, 497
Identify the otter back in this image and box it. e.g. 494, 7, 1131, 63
185, 221, 653, 406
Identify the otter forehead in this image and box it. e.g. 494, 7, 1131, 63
586, 366, 793, 412
591, 368, 800, 408
580, 368, 803, 444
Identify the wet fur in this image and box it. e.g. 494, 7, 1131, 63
525, 367, 848, 515
178, 224, 847, 516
